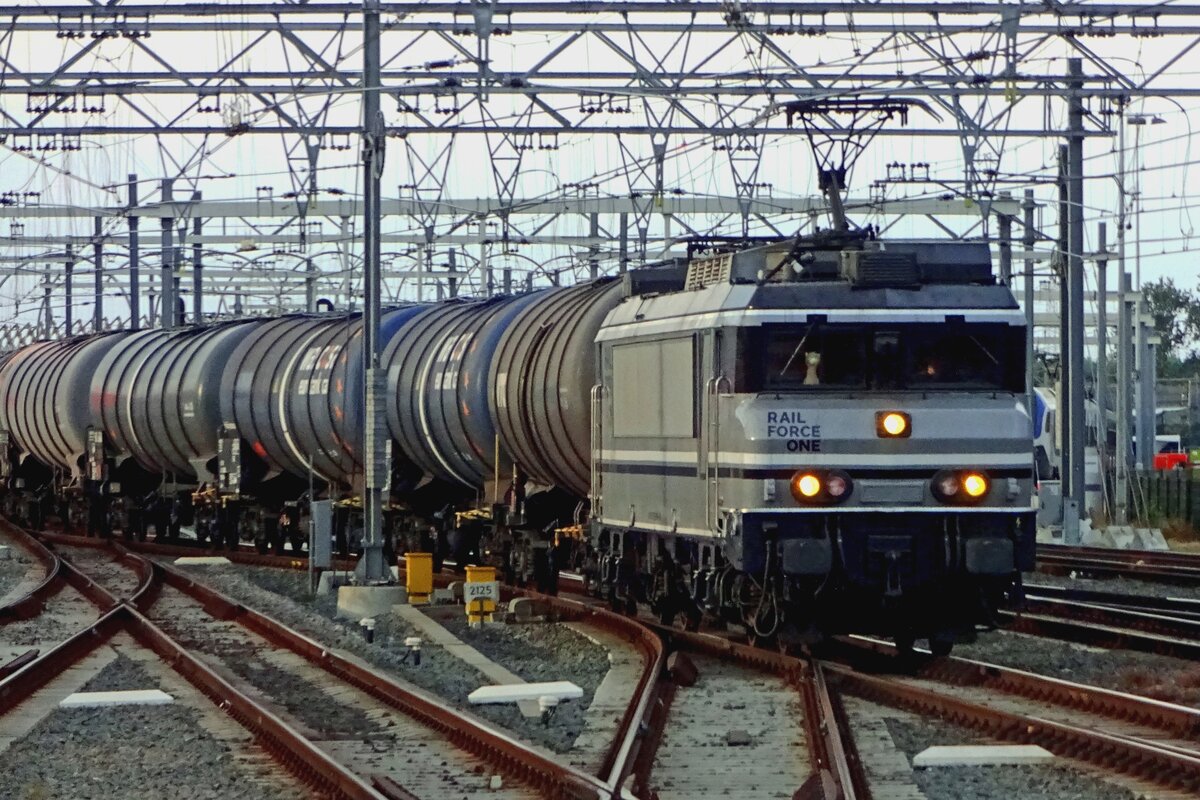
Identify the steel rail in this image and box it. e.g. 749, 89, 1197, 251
1026, 582, 1200, 621
1038, 546, 1200, 585
146, 556, 607, 800
408, 565, 667, 799
653, 624, 1200, 794
1041, 545, 1200, 568
798, 658, 866, 800
645, 623, 865, 800
1000, 602, 1200, 660
0, 519, 67, 622
827, 662, 1200, 793
13, 536, 390, 799
499, 589, 665, 796
35, 528, 349, 571
120, 602, 387, 799
33, 530, 663, 799
837, 637, 1200, 744
1023, 592, 1200, 638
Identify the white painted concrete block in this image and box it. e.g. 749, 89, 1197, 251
1134, 528, 1169, 551
468, 681, 582, 706
60, 689, 174, 709
174, 556, 232, 566
912, 745, 1054, 768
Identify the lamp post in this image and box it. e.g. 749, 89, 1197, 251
1127, 112, 1165, 475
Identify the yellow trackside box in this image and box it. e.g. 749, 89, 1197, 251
405, 552, 433, 605
464, 565, 498, 623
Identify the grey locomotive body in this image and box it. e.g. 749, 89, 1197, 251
591, 237, 1035, 648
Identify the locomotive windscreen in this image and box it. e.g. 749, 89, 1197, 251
739, 322, 1025, 392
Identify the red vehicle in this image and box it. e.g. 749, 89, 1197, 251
1154, 435, 1190, 470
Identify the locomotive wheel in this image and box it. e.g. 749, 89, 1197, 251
745, 628, 776, 649
928, 637, 954, 657
659, 601, 702, 632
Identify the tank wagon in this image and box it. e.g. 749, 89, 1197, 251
0, 231, 1035, 651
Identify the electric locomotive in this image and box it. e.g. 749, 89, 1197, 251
589, 232, 1035, 652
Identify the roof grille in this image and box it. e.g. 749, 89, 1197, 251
839, 251, 919, 288
684, 253, 733, 290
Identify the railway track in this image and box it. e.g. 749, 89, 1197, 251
0, 524, 614, 799
1038, 544, 1200, 585
21, 528, 1200, 797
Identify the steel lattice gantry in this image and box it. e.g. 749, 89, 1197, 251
5, 1, 1200, 546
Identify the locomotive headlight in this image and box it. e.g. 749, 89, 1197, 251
932, 469, 989, 504
790, 470, 853, 505
935, 474, 960, 497
876, 411, 912, 438
793, 473, 822, 499
962, 472, 989, 499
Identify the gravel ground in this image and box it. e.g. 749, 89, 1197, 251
0, 654, 311, 800
53, 545, 142, 599
0, 544, 35, 601
953, 629, 1200, 707
424, 605, 610, 739
1030, 570, 1200, 601
173, 563, 609, 752
882, 715, 1135, 800
0, 582, 97, 647
149, 586, 380, 739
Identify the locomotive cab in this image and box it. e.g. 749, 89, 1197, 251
591, 235, 1036, 653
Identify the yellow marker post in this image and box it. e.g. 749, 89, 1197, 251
464, 564, 498, 624
405, 552, 433, 606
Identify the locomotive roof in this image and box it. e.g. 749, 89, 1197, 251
597, 277, 1025, 341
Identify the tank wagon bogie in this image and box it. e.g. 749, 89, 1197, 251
0, 231, 1036, 653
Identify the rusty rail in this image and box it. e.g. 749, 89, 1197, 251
0, 525, 392, 799
26, 527, 659, 799
501, 588, 665, 796
642, 623, 866, 800
0, 519, 67, 622
35, 529, 345, 571
648, 623, 1200, 796
122, 602, 386, 799
1038, 545, 1200, 585
1000, 604, 1200, 660
837, 636, 1200, 742
149, 557, 607, 800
